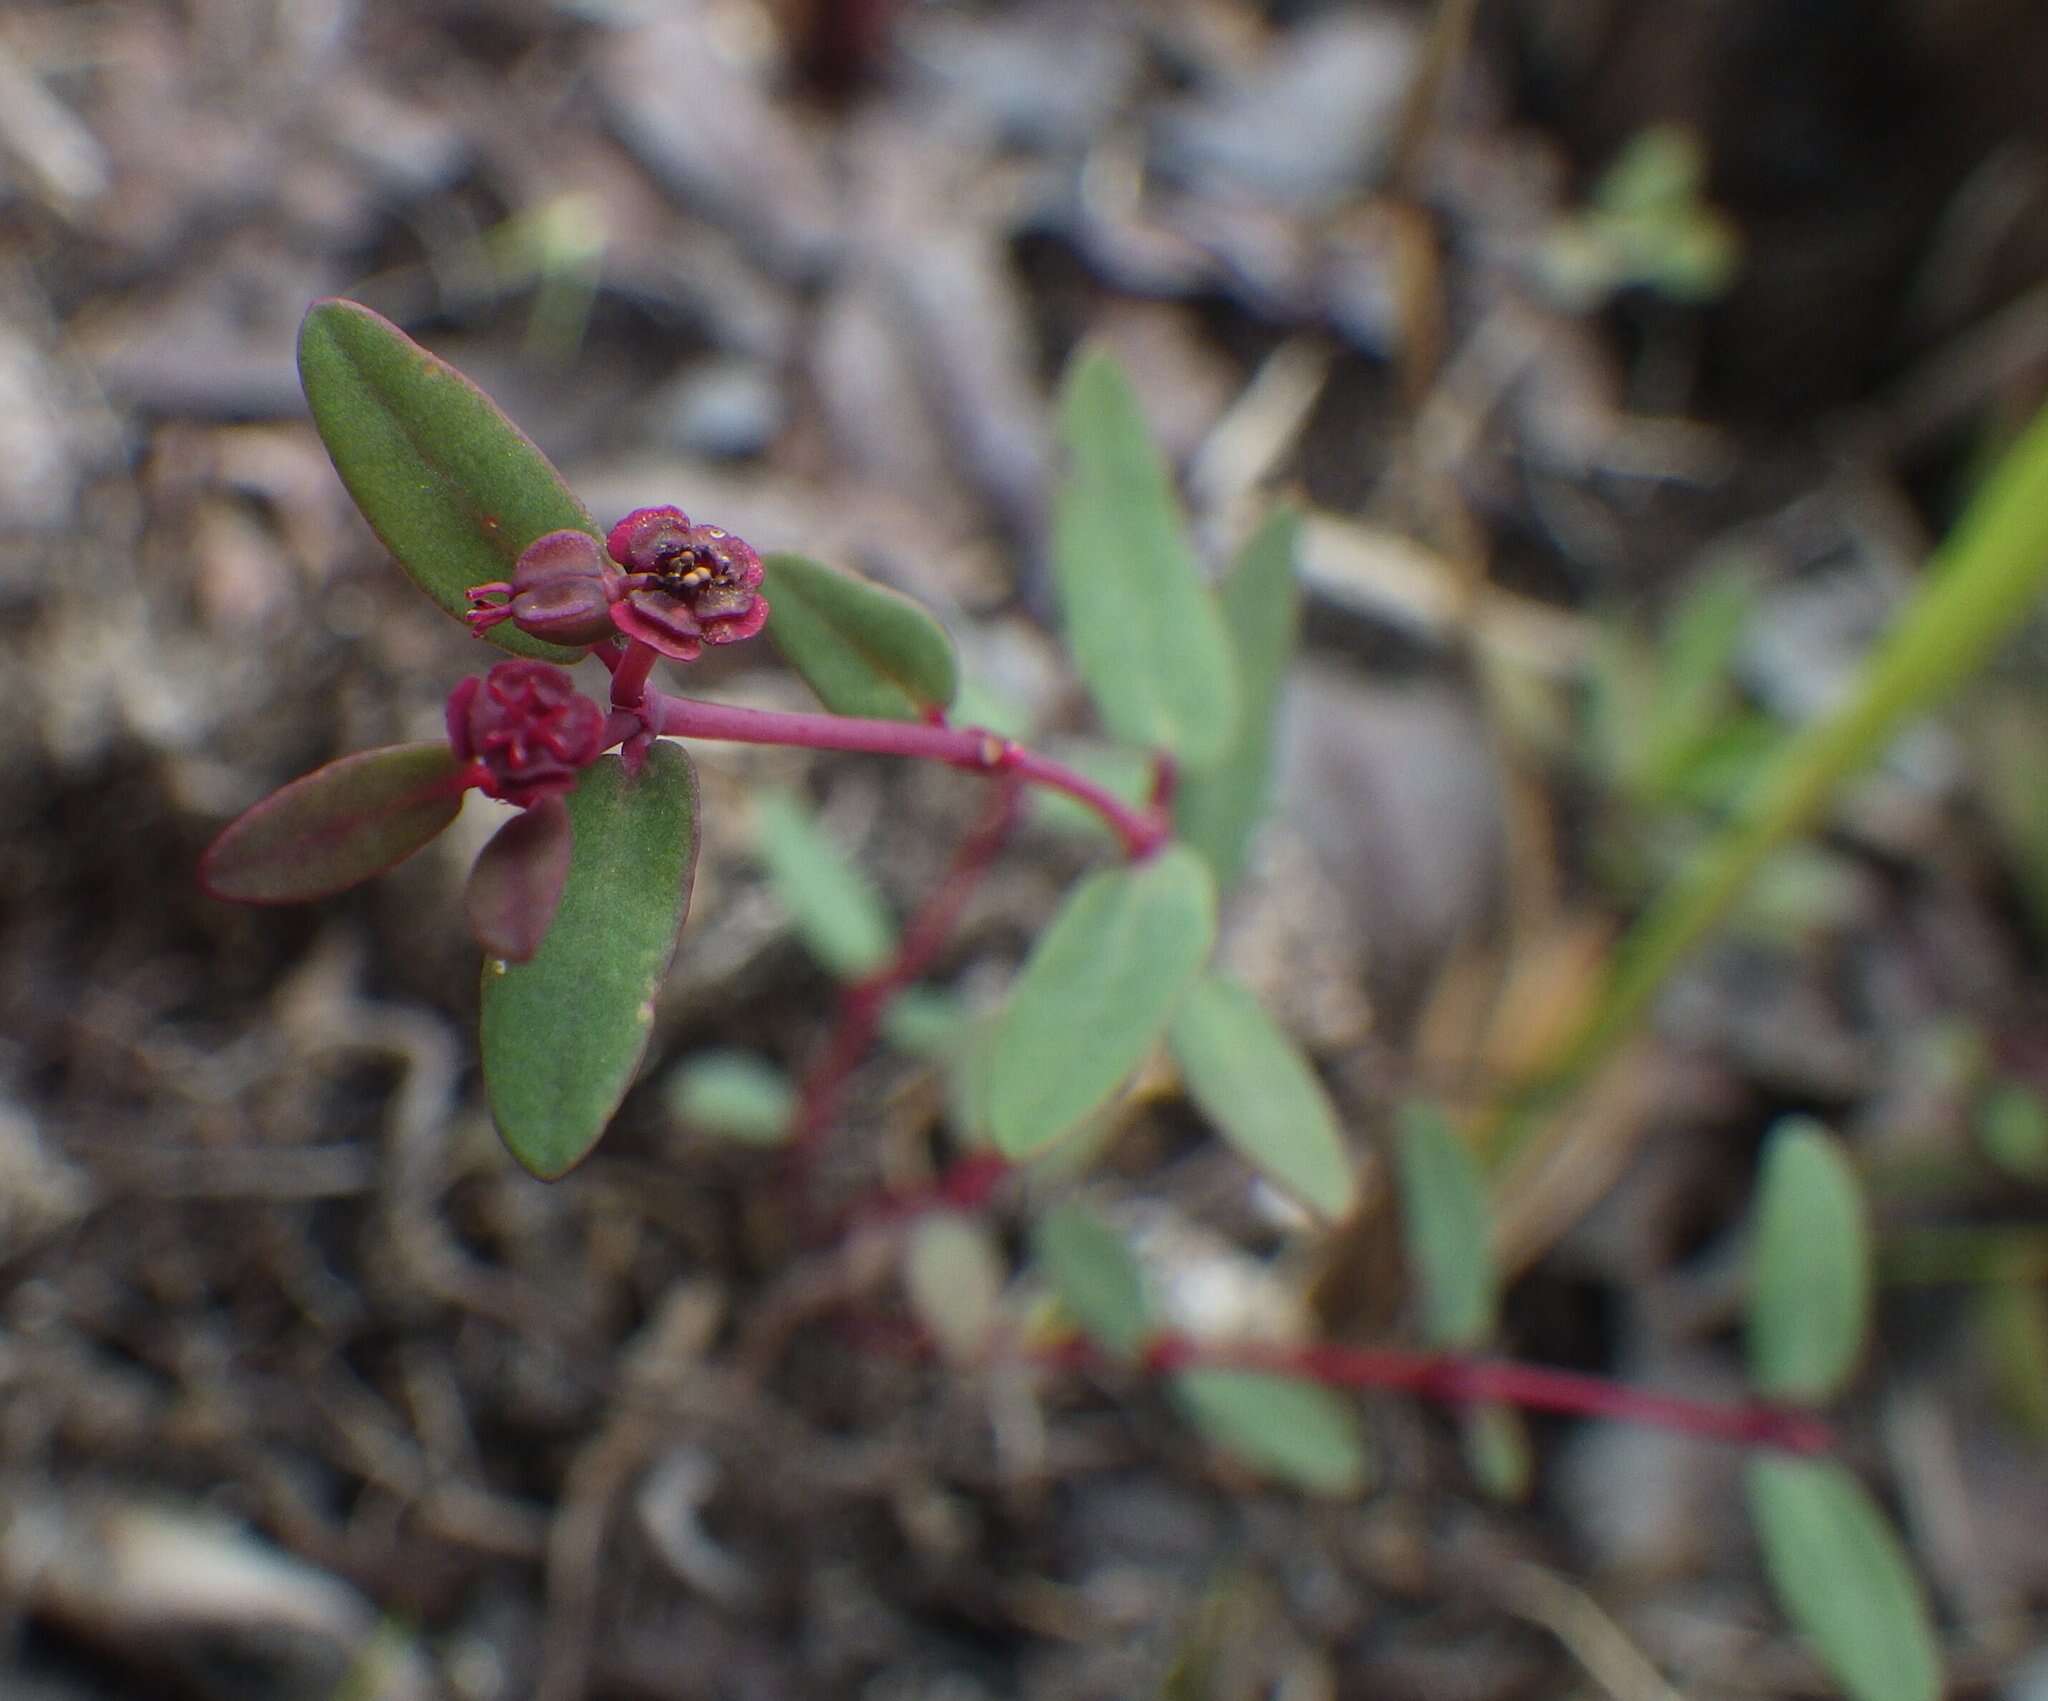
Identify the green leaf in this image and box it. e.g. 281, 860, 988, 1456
1053, 350, 1239, 767
1167, 973, 1355, 1219
751, 790, 896, 980
1174, 508, 1302, 888
480, 744, 699, 1178
904, 1213, 1006, 1363
199, 742, 465, 903
1393, 1101, 1498, 1350
298, 298, 597, 662
1173, 1369, 1370, 1497
1747, 1117, 1871, 1403
876, 987, 969, 1060
761, 552, 958, 721
1631, 561, 1756, 800
1977, 1080, 2048, 1182
662, 1051, 795, 1145
989, 846, 1216, 1158
1519, 390, 2048, 1147
1746, 1457, 1941, 1701
1978, 1276, 2048, 1442
1034, 1201, 1155, 1361
1460, 1403, 1532, 1503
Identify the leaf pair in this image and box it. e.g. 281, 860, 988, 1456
1742, 1119, 1940, 1701
1033, 1201, 1370, 1496
203, 734, 572, 961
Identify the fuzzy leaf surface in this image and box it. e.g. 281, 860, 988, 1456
1394, 1101, 1498, 1350
1746, 1457, 1940, 1701
761, 552, 958, 720
1173, 1369, 1369, 1497
1173, 508, 1301, 886
200, 742, 465, 903
298, 298, 596, 662
1034, 1201, 1154, 1361
989, 845, 1216, 1158
1748, 1117, 1872, 1403
1168, 972, 1354, 1219
752, 790, 896, 980
480, 744, 699, 1178
1053, 349, 1239, 767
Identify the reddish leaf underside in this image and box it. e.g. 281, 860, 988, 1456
200, 742, 467, 904
464, 796, 574, 962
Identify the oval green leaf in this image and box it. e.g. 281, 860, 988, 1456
1746, 1457, 1941, 1701
751, 790, 896, 981
1034, 1201, 1155, 1362
200, 741, 465, 903
1167, 972, 1355, 1219
988, 845, 1217, 1158
1173, 1368, 1370, 1498
1747, 1117, 1871, 1403
761, 552, 958, 721
1393, 1101, 1498, 1350
662, 1051, 795, 1145
905, 1213, 1005, 1364
1460, 1402, 1532, 1503
480, 743, 699, 1178
1053, 349, 1239, 767
1173, 508, 1302, 888
298, 298, 597, 663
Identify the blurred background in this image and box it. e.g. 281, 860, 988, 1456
4, 0, 2048, 1696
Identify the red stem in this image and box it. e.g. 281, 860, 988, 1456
648, 692, 1167, 857
607, 640, 660, 710
856, 1317, 1829, 1454
788, 780, 1024, 1192
1134, 1336, 1833, 1453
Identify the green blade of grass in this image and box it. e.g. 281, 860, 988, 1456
1503, 396, 2048, 1146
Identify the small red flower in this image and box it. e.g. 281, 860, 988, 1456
447, 660, 606, 807
466, 530, 623, 649
605, 506, 769, 661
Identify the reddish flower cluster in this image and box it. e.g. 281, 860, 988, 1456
606, 506, 770, 660
464, 508, 768, 664
446, 660, 606, 807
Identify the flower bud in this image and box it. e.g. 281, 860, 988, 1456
466, 530, 622, 649
446, 660, 606, 807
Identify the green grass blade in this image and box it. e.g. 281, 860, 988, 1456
1514, 395, 2048, 1130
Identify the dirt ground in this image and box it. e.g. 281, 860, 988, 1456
4, 1, 2048, 1697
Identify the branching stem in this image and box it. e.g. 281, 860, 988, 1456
643, 690, 1168, 857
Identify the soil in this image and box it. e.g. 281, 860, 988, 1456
3, 2, 2047, 1697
